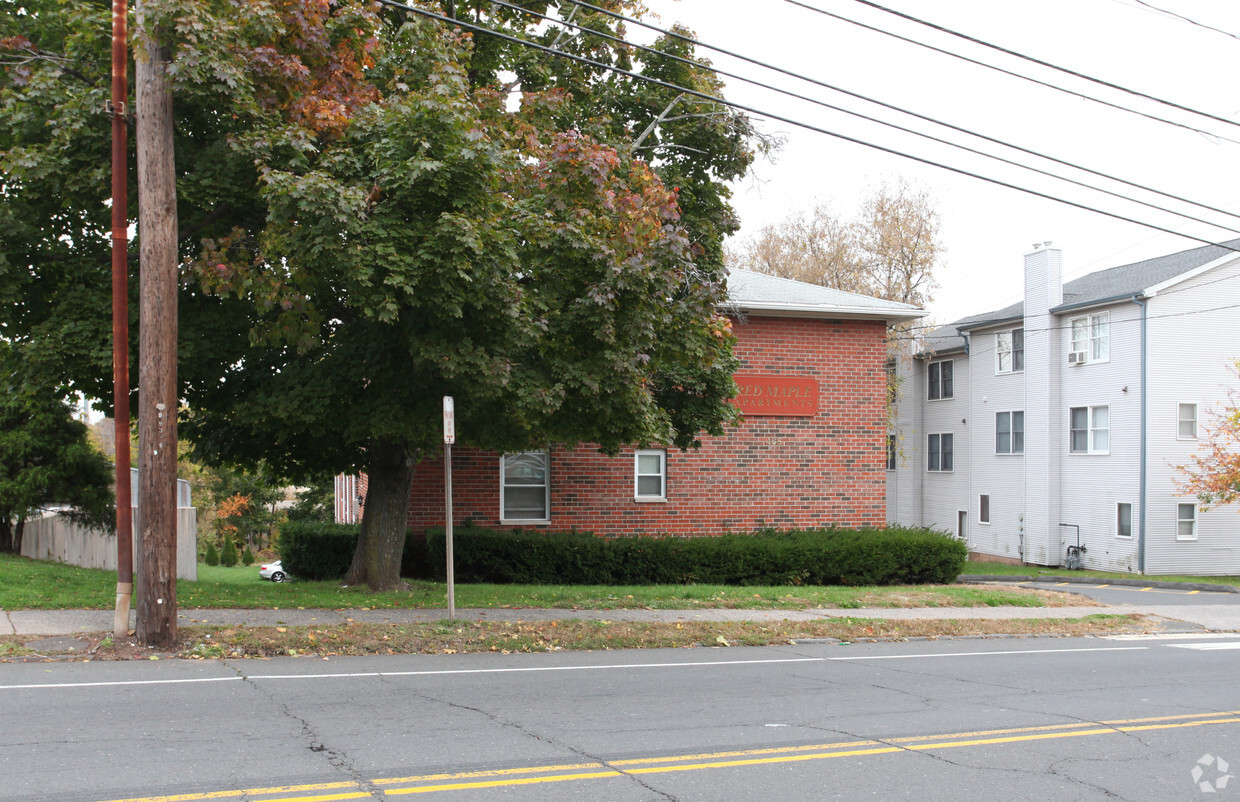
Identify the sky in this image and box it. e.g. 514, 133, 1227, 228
636, 0, 1240, 324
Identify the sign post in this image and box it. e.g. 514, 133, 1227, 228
443, 396, 456, 619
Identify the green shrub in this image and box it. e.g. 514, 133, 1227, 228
280, 521, 431, 581
424, 526, 967, 587
219, 535, 238, 567
240, 547, 255, 566
204, 543, 220, 566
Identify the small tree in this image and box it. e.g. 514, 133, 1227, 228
240, 546, 255, 566
204, 542, 220, 566
1179, 360, 1240, 509
220, 534, 238, 567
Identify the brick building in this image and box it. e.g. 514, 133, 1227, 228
337, 270, 923, 536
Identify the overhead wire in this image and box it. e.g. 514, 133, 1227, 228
377, 0, 1240, 255
565, 0, 1240, 227
784, 0, 1240, 147
1123, 0, 1240, 42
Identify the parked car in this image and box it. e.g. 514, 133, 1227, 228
259, 560, 289, 582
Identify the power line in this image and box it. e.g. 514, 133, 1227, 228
381, 0, 1240, 254
785, 0, 1240, 147
1118, 0, 1240, 43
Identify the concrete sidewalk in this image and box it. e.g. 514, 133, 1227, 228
6, 603, 1240, 637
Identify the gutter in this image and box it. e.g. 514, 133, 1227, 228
1132, 294, 1148, 573
1052, 292, 1139, 315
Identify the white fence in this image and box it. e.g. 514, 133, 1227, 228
21, 508, 198, 581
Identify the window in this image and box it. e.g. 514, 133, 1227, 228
928, 360, 953, 400
1116, 503, 1132, 539
500, 451, 549, 521
634, 450, 666, 500
996, 329, 1024, 374
927, 433, 953, 472
1177, 503, 1197, 541
886, 434, 897, 471
1069, 406, 1109, 454
1070, 312, 1109, 363
979, 494, 990, 525
995, 410, 1025, 454
1178, 403, 1198, 440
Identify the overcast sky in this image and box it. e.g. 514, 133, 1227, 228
637, 0, 1240, 324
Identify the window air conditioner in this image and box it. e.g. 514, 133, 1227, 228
1068, 351, 1085, 365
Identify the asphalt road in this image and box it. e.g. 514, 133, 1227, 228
1026, 580, 1240, 607
3, 634, 1239, 801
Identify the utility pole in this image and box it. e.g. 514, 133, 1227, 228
110, 0, 132, 640
134, 0, 179, 646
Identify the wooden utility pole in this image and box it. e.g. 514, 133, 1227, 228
110, 0, 133, 640
134, 0, 179, 646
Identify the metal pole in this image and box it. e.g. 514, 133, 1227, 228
110, 0, 132, 641
445, 441, 454, 619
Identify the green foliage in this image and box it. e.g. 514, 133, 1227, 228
204, 543, 220, 566
424, 526, 968, 587
0, 343, 115, 552
241, 546, 255, 566
220, 534, 238, 567
286, 475, 335, 523
279, 521, 429, 581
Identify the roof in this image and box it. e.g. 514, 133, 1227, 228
954, 238, 1240, 333
724, 269, 926, 323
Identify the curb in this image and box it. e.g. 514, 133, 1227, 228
961, 575, 1240, 593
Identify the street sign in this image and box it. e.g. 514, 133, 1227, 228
443, 396, 455, 445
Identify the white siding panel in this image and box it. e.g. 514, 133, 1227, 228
968, 327, 1027, 560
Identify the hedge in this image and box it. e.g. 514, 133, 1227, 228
423, 525, 966, 586
278, 521, 431, 581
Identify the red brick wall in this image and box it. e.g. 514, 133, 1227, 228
400, 315, 888, 536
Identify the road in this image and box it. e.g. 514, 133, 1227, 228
1025, 580, 1240, 607
3, 633, 1239, 801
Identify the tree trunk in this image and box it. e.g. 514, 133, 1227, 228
12, 517, 24, 556
344, 440, 416, 591
134, 3, 179, 647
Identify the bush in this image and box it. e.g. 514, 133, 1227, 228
280, 521, 432, 581
424, 526, 967, 587
204, 543, 220, 566
220, 535, 238, 567
240, 547, 255, 566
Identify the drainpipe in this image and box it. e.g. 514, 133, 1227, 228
1132, 295, 1148, 574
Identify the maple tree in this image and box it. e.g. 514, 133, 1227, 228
1178, 360, 1240, 510
3, 0, 758, 590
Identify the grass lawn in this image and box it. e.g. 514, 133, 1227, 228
2, 553, 1081, 611
960, 559, 1240, 587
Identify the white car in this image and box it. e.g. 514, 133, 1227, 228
259, 560, 289, 582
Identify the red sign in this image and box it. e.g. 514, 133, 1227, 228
732, 375, 819, 417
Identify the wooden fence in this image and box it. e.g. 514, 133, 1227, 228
21, 508, 198, 581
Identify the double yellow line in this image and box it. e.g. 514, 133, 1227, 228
102, 709, 1240, 801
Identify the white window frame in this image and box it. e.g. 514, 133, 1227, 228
1069, 312, 1110, 364
995, 328, 1024, 374
1116, 502, 1133, 539
1069, 405, 1110, 454
979, 494, 990, 525
927, 432, 954, 472
1176, 503, 1198, 541
499, 451, 550, 523
1178, 403, 1198, 440
886, 434, 897, 471
928, 360, 954, 401
634, 449, 667, 501
995, 410, 1024, 455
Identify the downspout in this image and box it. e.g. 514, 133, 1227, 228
1132, 295, 1148, 573
961, 333, 971, 550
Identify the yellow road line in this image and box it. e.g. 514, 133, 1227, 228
98, 710, 1240, 802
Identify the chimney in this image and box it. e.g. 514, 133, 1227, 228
1023, 243, 1062, 566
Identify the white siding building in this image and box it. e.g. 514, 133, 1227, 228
888, 241, 1240, 575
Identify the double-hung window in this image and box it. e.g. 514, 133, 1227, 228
927, 433, 953, 472
500, 451, 550, 521
1177, 503, 1198, 541
1069, 406, 1109, 454
996, 329, 1024, 374
634, 450, 666, 500
1070, 312, 1110, 363
1178, 403, 1198, 440
928, 360, 953, 400
995, 411, 1024, 454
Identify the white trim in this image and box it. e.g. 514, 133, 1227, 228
995, 410, 1024, 455
978, 494, 991, 526
499, 451, 551, 523
1069, 405, 1110, 455
927, 432, 954, 472
995, 328, 1024, 375
1177, 402, 1198, 440
1143, 252, 1240, 296
928, 359, 955, 401
1115, 502, 1133, 539
1176, 502, 1198, 541
634, 449, 667, 501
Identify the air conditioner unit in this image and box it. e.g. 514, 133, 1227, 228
1068, 351, 1086, 365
